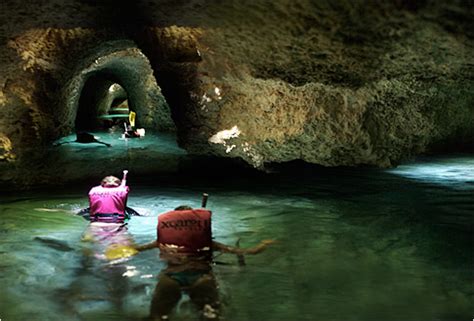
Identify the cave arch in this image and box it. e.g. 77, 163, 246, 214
59, 40, 175, 137
75, 74, 130, 131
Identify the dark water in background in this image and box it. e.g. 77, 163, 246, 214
0, 155, 472, 321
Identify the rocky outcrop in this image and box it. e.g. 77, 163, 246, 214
151, 0, 473, 168
0, 0, 473, 186
0, 25, 175, 185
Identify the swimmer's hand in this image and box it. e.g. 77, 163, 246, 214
121, 170, 128, 186
213, 239, 276, 255
105, 244, 138, 260
260, 239, 276, 247
246, 239, 276, 254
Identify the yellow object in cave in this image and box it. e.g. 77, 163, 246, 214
105, 244, 139, 260
129, 111, 136, 128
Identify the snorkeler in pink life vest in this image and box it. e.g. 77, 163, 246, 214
88, 170, 129, 223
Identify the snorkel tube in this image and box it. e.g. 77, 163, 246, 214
201, 193, 209, 208
201, 193, 246, 266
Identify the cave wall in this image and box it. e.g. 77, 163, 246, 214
153, 0, 473, 168
0, 0, 473, 186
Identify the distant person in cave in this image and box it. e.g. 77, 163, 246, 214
128, 204, 275, 321
122, 111, 145, 138
124, 122, 141, 138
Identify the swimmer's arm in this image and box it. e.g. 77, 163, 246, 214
135, 240, 159, 252
212, 240, 275, 255
121, 170, 128, 187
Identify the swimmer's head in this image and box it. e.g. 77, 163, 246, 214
174, 205, 193, 211
101, 176, 121, 187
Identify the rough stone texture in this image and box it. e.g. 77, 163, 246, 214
0, 0, 473, 186
161, 0, 473, 168
60, 40, 174, 134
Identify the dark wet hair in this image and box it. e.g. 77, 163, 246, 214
101, 176, 121, 187
174, 205, 193, 211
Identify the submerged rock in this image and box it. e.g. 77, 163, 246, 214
34, 236, 74, 252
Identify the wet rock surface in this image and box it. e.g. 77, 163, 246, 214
0, 0, 473, 186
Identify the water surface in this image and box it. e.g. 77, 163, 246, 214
0, 155, 472, 321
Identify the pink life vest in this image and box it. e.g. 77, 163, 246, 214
157, 209, 212, 252
88, 185, 129, 223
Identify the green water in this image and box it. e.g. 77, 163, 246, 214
0, 155, 473, 321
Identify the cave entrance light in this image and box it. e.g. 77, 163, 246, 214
75, 74, 133, 132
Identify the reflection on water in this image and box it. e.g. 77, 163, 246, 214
0, 155, 473, 321
387, 155, 474, 189
41, 130, 188, 184
53, 130, 186, 157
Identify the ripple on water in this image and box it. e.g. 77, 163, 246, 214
0, 155, 473, 321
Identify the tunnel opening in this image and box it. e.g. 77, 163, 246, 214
75, 73, 131, 132
50, 43, 185, 181
58, 41, 176, 139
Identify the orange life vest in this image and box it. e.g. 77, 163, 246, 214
157, 209, 212, 251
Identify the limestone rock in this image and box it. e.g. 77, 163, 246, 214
0, 0, 472, 186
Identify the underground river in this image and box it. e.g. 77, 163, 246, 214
0, 155, 472, 321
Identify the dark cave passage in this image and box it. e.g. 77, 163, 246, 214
61, 42, 175, 139
75, 74, 130, 131
45, 43, 186, 181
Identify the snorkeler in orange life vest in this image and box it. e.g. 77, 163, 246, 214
132, 203, 274, 321
136, 205, 273, 255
